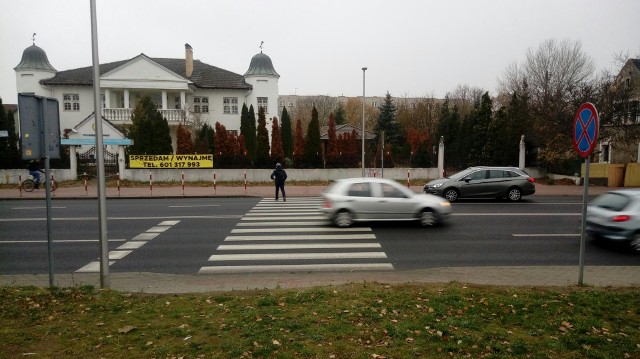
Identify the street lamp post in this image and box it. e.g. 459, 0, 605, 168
361, 67, 367, 177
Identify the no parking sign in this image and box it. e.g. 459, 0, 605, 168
572, 102, 599, 158
574, 102, 599, 286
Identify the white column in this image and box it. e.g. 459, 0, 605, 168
519, 135, 526, 169
162, 90, 168, 110
118, 146, 126, 179
104, 89, 111, 109
69, 146, 77, 176
124, 89, 130, 108
438, 136, 445, 178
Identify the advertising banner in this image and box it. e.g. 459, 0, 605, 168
129, 154, 213, 169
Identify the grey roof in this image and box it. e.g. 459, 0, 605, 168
320, 124, 376, 140
14, 44, 56, 72
40, 55, 252, 90
244, 52, 280, 77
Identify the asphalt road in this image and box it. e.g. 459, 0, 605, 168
1, 196, 638, 276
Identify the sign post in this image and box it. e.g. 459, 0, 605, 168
572, 102, 599, 285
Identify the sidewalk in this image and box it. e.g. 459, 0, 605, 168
2, 182, 638, 293
0, 182, 618, 199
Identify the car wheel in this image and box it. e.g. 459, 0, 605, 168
507, 187, 522, 201
334, 210, 354, 228
419, 209, 437, 227
630, 233, 640, 251
443, 188, 459, 202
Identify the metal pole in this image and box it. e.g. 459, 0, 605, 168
361, 67, 367, 177
90, 0, 110, 288
578, 157, 589, 285
381, 130, 384, 178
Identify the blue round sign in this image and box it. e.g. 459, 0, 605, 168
572, 103, 599, 158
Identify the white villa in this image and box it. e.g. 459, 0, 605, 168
14, 42, 280, 151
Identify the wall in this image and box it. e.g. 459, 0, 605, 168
1, 167, 544, 185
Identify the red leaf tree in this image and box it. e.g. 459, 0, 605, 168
293, 119, 305, 168
270, 117, 285, 164
176, 123, 195, 154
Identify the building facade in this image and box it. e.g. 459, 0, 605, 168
14, 43, 280, 151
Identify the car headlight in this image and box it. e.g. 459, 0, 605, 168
439, 201, 451, 207
429, 183, 443, 189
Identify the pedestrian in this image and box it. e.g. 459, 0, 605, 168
27, 158, 44, 189
270, 162, 287, 201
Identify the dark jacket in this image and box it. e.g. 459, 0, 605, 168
270, 168, 287, 185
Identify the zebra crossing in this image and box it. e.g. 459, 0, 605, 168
198, 197, 394, 274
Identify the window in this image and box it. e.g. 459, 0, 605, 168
223, 97, 239, 114
288, 102, 294, 107
257, 97, 268, 113
63, 93, 80, 111
174, 96, 181, 110
372, 101, 378, 108
347, 182, 372, 197
381, 183, 406, 198
193, 96, 209, 113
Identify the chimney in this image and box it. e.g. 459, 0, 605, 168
185, 43, 193, 78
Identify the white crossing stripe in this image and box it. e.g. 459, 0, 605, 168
236, 221, 329, 226
117, 241, 147, 249
199, 263, 394, 274
225, 234, 377, 241
147, 226, 172, 233
132, 233, 160, 240
241, 216, 325, 221
209, 252, 387, 261
217, 243, 381, 250
75, 260, 115, 273
244, 212, 320, 216
108, 250, 132, 260
159, 220, 181, 225
231, 227, 371, 233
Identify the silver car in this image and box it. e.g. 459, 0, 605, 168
586, 189, 640, 250
321, 177, 452, 228
423, 166, 536, 202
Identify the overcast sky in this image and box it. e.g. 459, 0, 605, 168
1, 0, 639, 105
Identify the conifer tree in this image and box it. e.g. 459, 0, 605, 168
214, 122, 230, 168
280, 106, 293, 159
326, 113, 339, 167
334, 102, 347, 125
176, 123, 195, 154
293, 119, 305, 168
248, 105, 257, 161
195, 123, 215, 155
304, 106, 323, 168
254, 106, 271, 168
240, 103, 256, 161
374, 92, 402, 149
0, 99, 20, 168
129, 95, 173, 155
270, 117, 285, 163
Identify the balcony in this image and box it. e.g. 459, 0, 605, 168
102, 108, 188, 124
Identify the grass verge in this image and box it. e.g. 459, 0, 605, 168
1, 283, 639, 358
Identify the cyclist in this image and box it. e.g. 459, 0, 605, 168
27, 158, 45, 189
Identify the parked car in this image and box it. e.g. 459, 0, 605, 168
423, 166, 535, 202
321, 177, 452, 228
586, 189, 640, 250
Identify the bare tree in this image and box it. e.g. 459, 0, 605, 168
498, 39, 595, 103
293, 95, 340, 127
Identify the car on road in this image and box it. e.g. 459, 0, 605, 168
423, 166, 535, 202
321, 177, 452, 227
586, 189, 640, 250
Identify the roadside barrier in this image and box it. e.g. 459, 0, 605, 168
51, 174, 55, 196
19, 174, 22, 197
244, 171, 247, 193
149, 172, 153, 196
407, 169, 411, 188
213, 171, 217, 195
181, 171, 185, 195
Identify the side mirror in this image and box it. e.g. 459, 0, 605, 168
462, 177, 471, 183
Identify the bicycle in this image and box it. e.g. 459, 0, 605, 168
22, 176, 57, 192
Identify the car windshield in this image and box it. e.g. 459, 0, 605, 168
448, 168, 475, 180
590, 193, 631, 211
